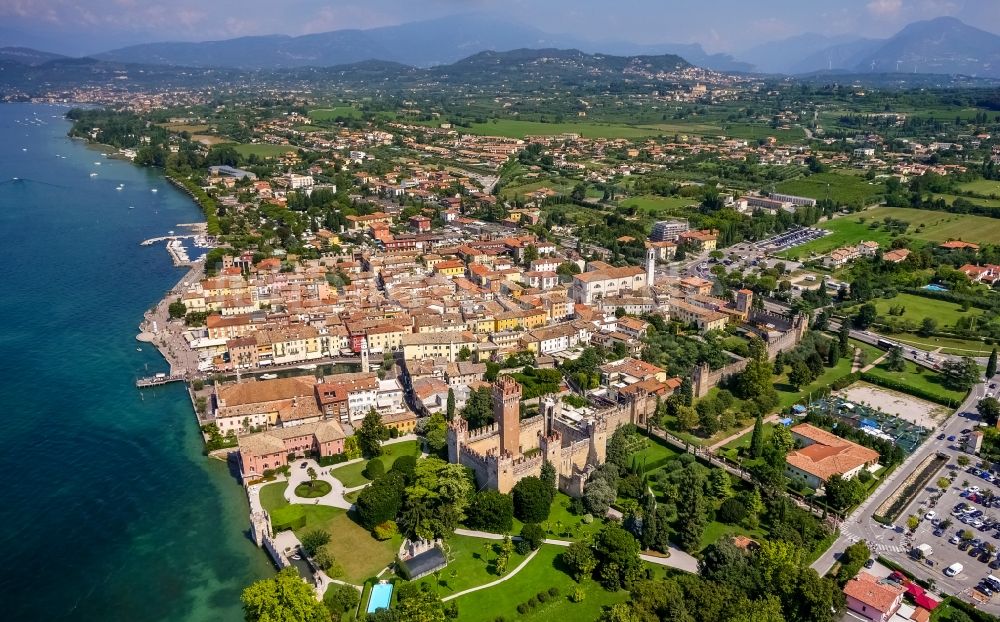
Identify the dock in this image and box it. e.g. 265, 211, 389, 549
136, 374, 187, 388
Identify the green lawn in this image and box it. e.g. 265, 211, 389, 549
932, 193, 1000, 209
258, 482, 398, 583
698, 521, 766, 552
863, 359, 968, 405
861, 292, 984, 329
851, 338, 885, 366
957, 179, 1000, 197
879, 333, 993, 356
721, 123, 805, 143
452, 545, 632, 622
630, 432, 683, 472
330, 440, 422, 488
775, 172, 885, 205
782, 206, 1000, 259
508, 492, 605, 542
500, 179, 575, 200
295, 480, 332, 498
719, 423, 776, 464
774, 355, 856, 410
415, 535, 528, 597
619, 195, 698, 219
308, 106, 361, 121
230, 143, 297, 158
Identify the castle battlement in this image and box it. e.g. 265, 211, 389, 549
465, 421, 500, 443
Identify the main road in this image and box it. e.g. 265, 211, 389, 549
811, 366, 996, 610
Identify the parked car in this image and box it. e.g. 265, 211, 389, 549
864, 558, 874, 569
945, 562, 964, 577
926, 511, 937, 520
951, 534, 963, 544
938, 433, 947, 440
934, 528, 945, 537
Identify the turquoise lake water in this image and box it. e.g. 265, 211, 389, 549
0, 103, 273, 621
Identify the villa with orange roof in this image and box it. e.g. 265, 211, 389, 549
785, 423, 880, 489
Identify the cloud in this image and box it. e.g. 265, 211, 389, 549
867, 0, 903, 17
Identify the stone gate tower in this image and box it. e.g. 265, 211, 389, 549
493, 376, 522, 457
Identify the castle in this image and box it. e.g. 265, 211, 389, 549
447, 376, 656, 496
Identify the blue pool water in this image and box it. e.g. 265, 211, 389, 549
924, 284, 949, 292
367, 583, 394, 613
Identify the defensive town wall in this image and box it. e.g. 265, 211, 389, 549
692, 313, 806, 398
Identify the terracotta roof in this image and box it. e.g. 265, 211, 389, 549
217, 377, 315, 407
843, 572, 904, 614
786, 423, 880, 482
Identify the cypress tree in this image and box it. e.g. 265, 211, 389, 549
988, 347, 997, 379
749, 413, 765, 459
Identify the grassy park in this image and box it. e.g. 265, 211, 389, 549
452, 545, 635, 622
258, 482, 399, 583
329, 440, 422, 488
860, 292, 983, 329
308, 106, 362, 121
619, 195, 697, 218
415, 534, 529, 597
773, 354, 856, 410
957, 179, 1000, 197
863, 358, 969, 405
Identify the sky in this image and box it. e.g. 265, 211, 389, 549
1, 0, 999, 56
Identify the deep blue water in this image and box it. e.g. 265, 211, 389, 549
0, 103, 273, 621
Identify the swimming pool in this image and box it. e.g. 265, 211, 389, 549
367, 583, 393, 614
924, 284, 949, 292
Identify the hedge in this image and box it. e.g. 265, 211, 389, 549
829, 372, 860, 392
859, 372, 960, 407
876, 556, 933, 590
271, 510, 306, 532
939, 596, 1000, 622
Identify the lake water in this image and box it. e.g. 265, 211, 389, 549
0, 103, 273, 621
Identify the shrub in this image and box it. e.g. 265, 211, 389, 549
373, 520, 398, 541
717, 498, 747, 525
582, 514, 594, 524
548, 587, 559, 597
323, 584, 360, 618
520, 523, 545, 550
537, 591, 549, 603
570, 588, 585, 603
365, 458, 385, 480
300, 529, 331, 555
516, 604, 529, 615
444, 602, 458, 619
312, 549, 335, 572
514, 539, 532, 555
527, 597, 539, 608
391, 454, 418, 479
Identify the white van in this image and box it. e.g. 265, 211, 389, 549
944, 563, 963, 577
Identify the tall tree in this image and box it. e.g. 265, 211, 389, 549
749, 414, 765, 459
358, 409, 386, 457
446, 388, 456, 421
675, 465, 707, 553
989, 347, 998, 379
242, 567, 329, 622
885, 347, 906, 372
838, 323, 850, 357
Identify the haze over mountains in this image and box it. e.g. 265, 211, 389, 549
3, 14, 1000, 79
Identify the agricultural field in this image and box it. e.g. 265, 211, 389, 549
619, 195, 698, 219
782, 207, 1000, 258
720, 123, 805, 143
931, 193, 1000, 209
230, 143, 298, 158
775, 172, 885, 205
308, 106, 361, 121
500, 179, 576, 200
957, 179, 1000, 197
464, 119, 669, 139
160, 123, 211, 133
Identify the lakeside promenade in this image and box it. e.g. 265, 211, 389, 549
137, 258, 205, 377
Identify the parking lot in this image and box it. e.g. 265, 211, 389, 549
893, 452, 1000, 603
757, 226, 828, 252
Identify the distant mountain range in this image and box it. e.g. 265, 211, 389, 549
738, 17, 1000, 77
87, 14, 747, 72
0, 47, 694, 95
3, 15, 1000, 80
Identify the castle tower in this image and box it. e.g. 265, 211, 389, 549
360, 338, 370, 373
735, 288, 753, 317
645, 244, 656, 288
493, 376, 522, 457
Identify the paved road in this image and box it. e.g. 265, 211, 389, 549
811, 367, 997, 611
